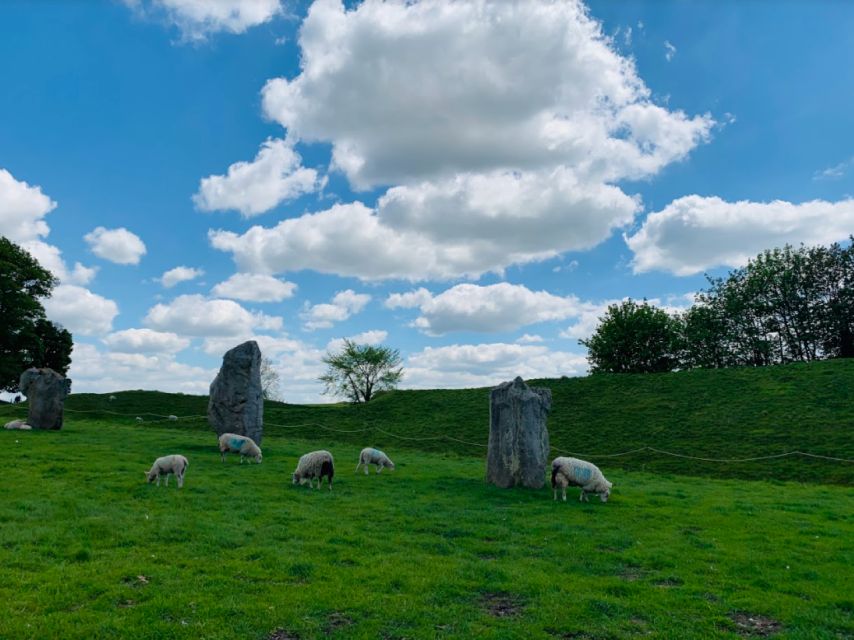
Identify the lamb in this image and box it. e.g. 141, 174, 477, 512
551, 456, 613, 503
218, 433, 262, 463
4, 419, 32, 430
292, 450, 334, 490
355, 447, 395, 475
146, 454, 189, 488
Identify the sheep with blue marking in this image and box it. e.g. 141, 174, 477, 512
355, 447, 395, 475
292, 450, 334, 490
551, 456, 613, 503
218, 433, 262, 463
146, 454, 189, 488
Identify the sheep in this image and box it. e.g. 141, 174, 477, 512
109, 395, 117, 401
4, 419, 32, 430
146, 454, 189, 488
168, 415, 178, 421
218, 433, 262, 464
355, 447, 395, 475
292, 450, 334, 490
551, 456, 613, 503
135, 417, 143, 422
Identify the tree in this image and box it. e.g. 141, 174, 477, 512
0, 237, 73, 391
319, 339, 403, 403
260, 356, 283, 402
580, 300, 682, 374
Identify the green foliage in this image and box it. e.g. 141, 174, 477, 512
319, 339, 403, 403
580, 299, 682, 373
0, 420, 850, 639
0, 236, 72, 391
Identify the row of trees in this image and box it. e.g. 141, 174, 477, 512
0, 238, 73, 392
583, 239, 854, 374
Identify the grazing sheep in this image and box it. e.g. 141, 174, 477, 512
135, 416, 143, 422
146, 454, 189, 488
109, 395, 117, 401
218, 433, 262, 464
292, 450, 334, 490
551, 456, 613, 503
168, 415, 178, 421
355, 447, 395, 475
4, 419, 32, 430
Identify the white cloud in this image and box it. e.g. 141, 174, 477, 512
0, 168, 56, 243
103, 328, 191, 354
160, 266, 204, 288
22, 240, 98, 286
144, 294, 282, 337
69, 342, 216, 395
517, 334, 544, 344
626, 195, 854, 275
403, 342, 588, 390
326, 329, 388, 353
194, 138, 323, 217
43, 285, 119, 336
664, 40, 677, 62
84, 226, 147, 265
385, 287, 433, 310
813, 157, 853, 181
211, 273, 297, 302
301, 289, 371, 330
399, 282, 583, 336
124, 0, 283, 41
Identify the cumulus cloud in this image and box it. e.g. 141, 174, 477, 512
84, 226, 147, 265
144, 294, 282, 337
124, 0, 283, 41
211, 273, 297, 302
626, 195, 854, 275
43, 285, 120, 336
385, 287, 433, 310
160, 266, 204, 288
403, 343, 588, 390
103, 328, 191, 354
194, 139, 323, 217
326, 329, 388, 353
301, 289, 371, 330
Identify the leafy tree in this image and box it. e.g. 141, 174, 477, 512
319, 339, 403, 403
260, 356, 283, 402
0, 237, 73, 391
580, 300, 682, 374
680, 303, 730, 369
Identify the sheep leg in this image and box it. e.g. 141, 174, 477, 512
240, 454, 244, 464
355, 461, 361, 474
377, 464, 383, 474
553, 488, 557, 501
177, 473, 184, 488
579, 490, 586, 502
562, 488, 567, 502
156, 475, 161, 487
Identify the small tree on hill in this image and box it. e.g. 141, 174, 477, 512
0, 237, 73, 391
580, 299, 682, 374
319, 339, 403, 403
260, 356, 283, 402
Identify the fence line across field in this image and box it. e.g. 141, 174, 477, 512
2, 404, 851, 464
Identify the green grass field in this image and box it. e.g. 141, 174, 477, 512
0, 361, 852, 638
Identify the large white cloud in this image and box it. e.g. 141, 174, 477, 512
124, 0, 283, 41
43, 285, 120, 336
211, 273, 297, 302
144, 294, 282, 337
194, 139, 323, 217
160, 266, 204, 288
103, 328, 191, 354
626, 195, 854, 275
301, 289, 371, 330
84, 226, 147, 265
326, 329, 388, 353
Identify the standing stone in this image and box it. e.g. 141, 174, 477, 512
207, 341, 264, 445
19, 368, 71, 430
486, 376, 552, 489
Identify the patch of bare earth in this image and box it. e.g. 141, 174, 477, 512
730, 612, 783, 637
480, 592, 524, 618
267, 629, 300, 640
323, 612, 353, 634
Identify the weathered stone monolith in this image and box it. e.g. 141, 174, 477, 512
486, 376, 551, 488
207, 340, 264, 445
19, 367, 70, 430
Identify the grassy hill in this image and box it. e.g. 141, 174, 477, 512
9, 358, 849, 484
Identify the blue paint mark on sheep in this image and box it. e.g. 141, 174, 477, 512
229, 438, 244, 449
572, 466, 593, 482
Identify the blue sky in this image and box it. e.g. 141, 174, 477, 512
1, 0, 852, 402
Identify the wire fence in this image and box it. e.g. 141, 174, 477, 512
2, 403, 852, 464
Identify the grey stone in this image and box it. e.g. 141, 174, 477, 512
19, 368, 70, 430
207, 340, 264, 445
486, 376, 551, 489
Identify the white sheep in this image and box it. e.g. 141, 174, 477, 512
146, 454, 189, 488
135, 417, 143, 422
551, 456, 613, 503
292, 450, 334, 490
355, 447, 395, 475
218, 433, 262, 464
4, 419, 32, 430
168, 415, 178, 421
109, 395, 117, 401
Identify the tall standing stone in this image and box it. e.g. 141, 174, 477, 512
486, 376, 551, 489
208, 341, 264, 445
19, 367, 71, 430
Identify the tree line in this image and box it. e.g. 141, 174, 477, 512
582, 238, 854, 374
